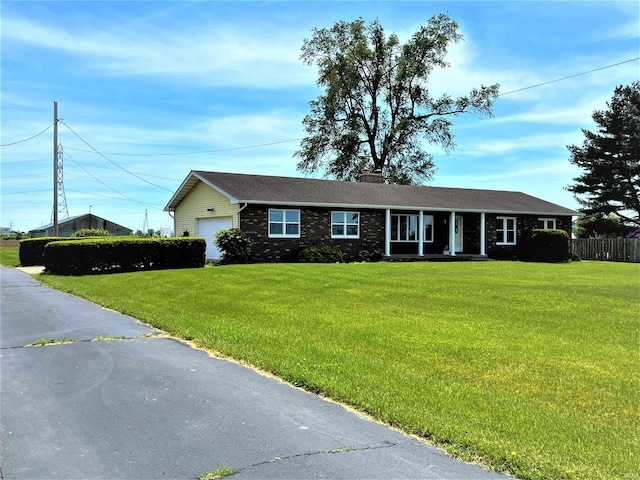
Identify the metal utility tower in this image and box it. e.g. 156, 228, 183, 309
51, 142, 70, 224
143, 209, 149, 236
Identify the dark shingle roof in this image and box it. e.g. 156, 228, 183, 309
165, 170, 579, 216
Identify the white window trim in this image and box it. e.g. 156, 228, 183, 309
538, 218, 557, 229
268, 208, 300, 238
496, 216, 517, 245
391, 213, 434, 243
423, 214, 435, 243
391, 214, 418, 242
331, 211, 360, 239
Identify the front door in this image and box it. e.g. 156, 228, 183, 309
455, 216, 463, 252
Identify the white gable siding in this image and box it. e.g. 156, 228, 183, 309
174, 180, 239, 237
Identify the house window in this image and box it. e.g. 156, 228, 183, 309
537, 218, 556, 229
496, 217, 517, 245
391, 214, 418, 241
391, 214, 434, 242
269, 209, 300, 238
424, 214, 434, 243
332, 211, 359, 238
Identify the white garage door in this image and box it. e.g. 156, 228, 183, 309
197, 217, 233, 260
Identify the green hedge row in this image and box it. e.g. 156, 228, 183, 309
44, 237, 206, 275
19, 237, 85, 266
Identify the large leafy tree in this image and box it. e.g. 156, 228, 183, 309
295, 15, 500, 184
567, 81, 640, 228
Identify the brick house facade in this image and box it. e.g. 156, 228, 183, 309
240, 205, 385, 262
165, 171, 578, 262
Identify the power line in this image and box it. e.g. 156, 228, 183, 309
65, 172, 169, 191
64, 137, 303, 157
59, 120, 174, 192
64, 188, 165, 205
0, 123, 54, 147
3, 57, 634, 161
2, 173, 51, 180
64, 57, 640, 158
1, 189, 52, 196
65, 150, 165, 210
499, 57, 639, 97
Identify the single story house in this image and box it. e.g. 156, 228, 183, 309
164, 170, 579, 261
29, 213, 133, 238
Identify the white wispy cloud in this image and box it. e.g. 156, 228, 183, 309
453, 131, 580, 158
190, 110, 304, 146
491, 99, 607, 127
2, 14, 313, 88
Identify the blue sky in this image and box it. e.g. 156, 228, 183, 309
1, 1, 638, 233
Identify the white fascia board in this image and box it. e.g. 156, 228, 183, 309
236, 200, 577, 216
237, 200, 385, 209
382, 205, 578, 215
164, 171, 197, 211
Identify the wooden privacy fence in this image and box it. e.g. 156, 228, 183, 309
572, 238, 640, 263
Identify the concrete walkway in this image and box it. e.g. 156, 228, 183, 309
16, 265, 46, 275
0, 266, 508, 479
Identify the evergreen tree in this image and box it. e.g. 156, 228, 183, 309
567, 82, 640, 228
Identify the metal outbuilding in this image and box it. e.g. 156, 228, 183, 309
28, 213, 133, 238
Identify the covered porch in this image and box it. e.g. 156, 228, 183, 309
383, 209, 489, 258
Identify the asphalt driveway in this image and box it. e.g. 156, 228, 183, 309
0, 266, 507, 479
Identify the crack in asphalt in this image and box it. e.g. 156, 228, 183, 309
227, 440, 401, 477
0, 332, 166, 350
2, 284, 42, 288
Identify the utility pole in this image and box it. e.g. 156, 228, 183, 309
53, 101, 59, 236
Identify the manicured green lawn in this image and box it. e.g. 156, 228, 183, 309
33, 261, 640, 479
0, 246, 20, 267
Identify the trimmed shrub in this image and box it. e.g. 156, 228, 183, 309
214, 228, 253, 264
72, 228, 110, 237
19, 237, 84, 266
358, 249, 384, 262
44, 237, 206, 275
520, 229, 570, 263
298, 244, 344, 263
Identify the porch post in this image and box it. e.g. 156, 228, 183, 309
385, 209, 391, 257
418, 211, 424, 256
480, 212, 486, 256
449, 211, 456, 256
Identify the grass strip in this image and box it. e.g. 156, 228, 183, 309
0, 246, 20, 267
